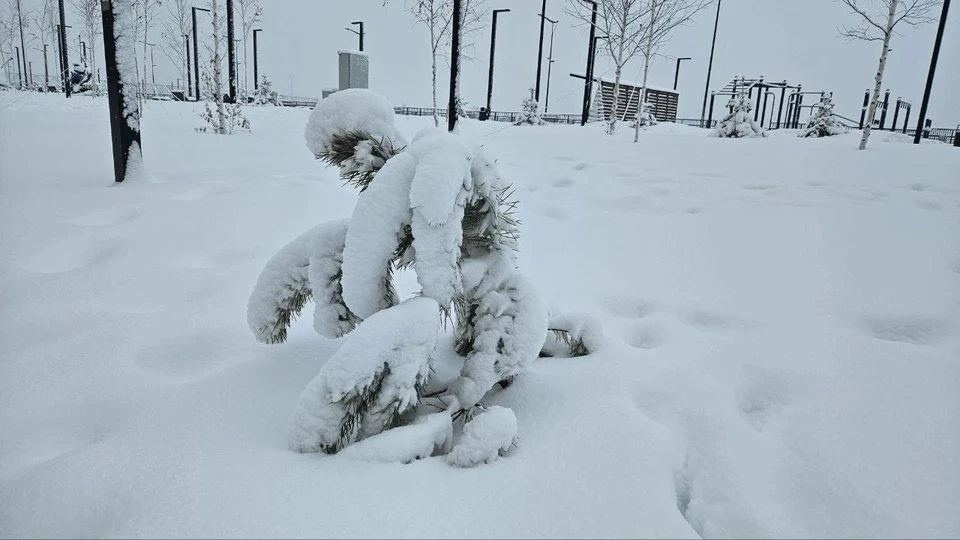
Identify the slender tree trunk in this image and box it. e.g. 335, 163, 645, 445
242, 35, 248, 95
860, 0, 897, 150
212, 0, 226, 133
430, 20, 439, 128
609, 67, 622, 134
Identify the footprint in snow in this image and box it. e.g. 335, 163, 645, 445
909, 182, 929, 192
952, 260, 960, 275
861, 315, 950, 345
736, 365, 803, 432
624, 324, 664, 350
60, 207, 144, 227
18, 237, 130, 274
682, 310, 752, 332
551, 178, 575, 188
741, 183, 776, 191
605, 297, 657, 319
914, 199, 942, 211
536, 206, 570, 220
572, 162, 590, 171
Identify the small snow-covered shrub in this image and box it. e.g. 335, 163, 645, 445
800, 95, 846, 138
248, 88, 599, 467
634, 102, 657, 129
515, 87, 545, 126
713, 89, 766, 139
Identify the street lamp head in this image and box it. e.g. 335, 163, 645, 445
193, 7, 210, 13
351, 21, 362, 25
678, 56, 692, 61
493, 8, 511, 13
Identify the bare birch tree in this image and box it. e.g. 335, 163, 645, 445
209, 0, 226, 132
238, 0, 262, 95
28, 0, 58, 88
568, 0, 652, 134
0, 1, 17, 86
633, 0, 711, 142
160, 0, 192, 87
838, 0, 940, 150
139, 0, 161, 89
404, 0, 453, 127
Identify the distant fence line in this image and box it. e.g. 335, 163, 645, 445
137, 86, 958, 144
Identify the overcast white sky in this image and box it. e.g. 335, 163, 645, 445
18, 0, 960, 125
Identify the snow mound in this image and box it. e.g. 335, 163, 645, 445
547, 311, 604, 356
304, 88, 407, 159
448, 406, 518, 468
340, 412, 453, 464
883, 132, 945, 145
287, 297, 439, 453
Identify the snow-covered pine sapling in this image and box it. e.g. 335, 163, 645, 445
712, 89, 767, 139
248, 88, 600, 466
252, 74, 280, 106
800, 94, 846, 138
516, 87, 545, 126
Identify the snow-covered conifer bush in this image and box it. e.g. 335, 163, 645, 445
634, 101, 657, 129
515, 87, 545, 126
252, 74, 280, 106
800, 94, 846, 138
248, 88, 601, 466
712, 90, 766, 139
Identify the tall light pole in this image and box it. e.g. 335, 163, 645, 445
226, 0, 236, 102
913, 0, 951, 144
42, 44, 49, 88
534, 0, 547, 101
101, 0, 141, 183
542, 15, 558, 113
699, 0, 721, 128
14, 46, 22, 88
346, 21, 364, 51
192, 6, 210, 102
580, 0, 597, 126
485, 8, 510, 118
184, 33, 191, 98
57, 1, 69, 97
448, 0, 461, 132
16, 0, 27, 90
252, 28, 262, 89
147, 42, 156, 85
674, 56, 691, 90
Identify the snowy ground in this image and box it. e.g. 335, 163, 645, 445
1, 92, 959, 538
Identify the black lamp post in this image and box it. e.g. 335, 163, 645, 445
346, 21, 364, 52
580, 0, 597, 126
673, 56, 691, 90
14, 46, 22, 88
252, 28, 262, 89
226, 0, 236, 102
543, 15, 558, 113
485, 8, 510, 119
913, 0, 951, 144
56, 1, 69, 97
16, 0, 27, 90
101, 0, 141, 183
184, 33, 191, 98
192, 6, 210, 102
42, 43, 49, 88
534, 0, 547, 101
699, 0, 721, 128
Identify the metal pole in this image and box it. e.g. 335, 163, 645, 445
890, 98, 901, 131
673, 57, 691, 90
253, 28, 261, 89
226, 0, 236, 102
535, 0, 547, 101
699, 0, 721, 128
707, 92, 716, 127
486, 9, 510, 117
16, 0, 27, 90
776, 85, 786, 128
150, 44, 156, 85
913, 0, 950, 144
28, 60, 32, 87
902, 104, 910, 134
878, 89, 890, 129
859, 89, 869, 128
544, 17, 557, 113
348, 22, 364, 52
101, 0, 142, 183
14, 47, 22, 88
192, 7, 209, 102
448, 0, 461, 132
43, 44, 49, 88
184, 34, 191, 98
58, 0, 70, 97
580, 0, 597, 126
